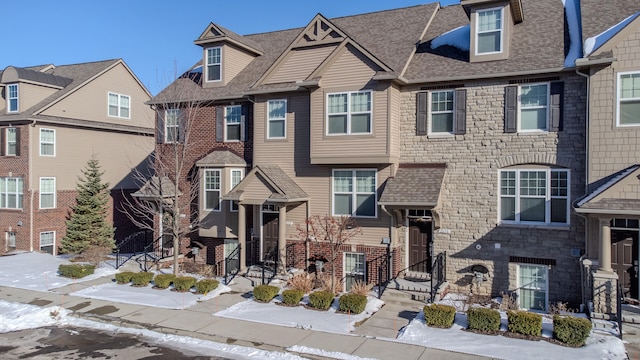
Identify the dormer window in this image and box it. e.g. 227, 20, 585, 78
476, 7, 503, 55
7, 84, 18, 113
206, 47, 222, 82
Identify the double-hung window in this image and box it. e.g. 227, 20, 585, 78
39, 177, 56, 209
225, 105, 242, 141
267, 100, 287, 139
204, 169, 221, 211
618, 72, 640, 126
327, 91, 372, 135
40, 128, 55, 156
230, 169, 244, 212
499, 168, 569, 225
518, 264, 548, 311
164, 109, 180, 143
519, 84, 549, 131
40, 231, 55, 255
6, 127, 17, 156
430, 91, 455, 134
0, 177, 23, 209
476, 8, 503, 54
7, 84, 18, 112
108, 92, 130, 119
344, 252, 365, 291
206, 47, 221, 82
333, 169, 377, 218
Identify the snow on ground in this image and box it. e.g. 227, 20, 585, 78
0, 252, 116, 291
215, 295, 384, 334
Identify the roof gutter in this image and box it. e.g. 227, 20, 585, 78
405, 67, 568, 84
574, 208, 640, 216
575, 57, 617, 67
243, 80, 319, 96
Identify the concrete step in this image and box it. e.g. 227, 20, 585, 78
393, 277, 432, 293
402, 271, 432, 281
382, 288, 431, 305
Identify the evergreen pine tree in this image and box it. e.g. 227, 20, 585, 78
61, 157, 115, 254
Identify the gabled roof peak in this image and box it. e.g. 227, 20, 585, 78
194, 22, 264, 56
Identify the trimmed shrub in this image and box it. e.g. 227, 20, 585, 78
309, 290, 335, 310
507, 310, 542, 336
58, 264, 95, 279
281, 289, 304, 305
153, 274, 176, 289
115, 271, 135, 284
173, 276, 197, 292
131, 271, 154, 286
253, 285, 280, 302
339, 293, 367, 314
423, 304, 456, 328
195, 279, 220, 295
553, 315, 592, 346
467, 307, 501, 332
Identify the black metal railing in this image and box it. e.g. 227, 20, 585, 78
115, 230, 154, 269
141, 235, 172, 272
366, 249, 392, 299
430, 251, 447, 302
261, 248, 278, 285
224, 243, 241, 285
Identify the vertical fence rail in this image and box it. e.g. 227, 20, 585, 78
224, 243, 241, 285
430, 251, 447, 303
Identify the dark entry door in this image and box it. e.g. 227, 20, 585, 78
612, 230, 639, 299
408, 219, 432, 273
262, 213, 279, 262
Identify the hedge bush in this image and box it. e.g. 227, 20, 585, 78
58, 264, 95, 279
467, 307, 501, 332
195, 279, 220, 295
253, 284, 280, 302
131, 271, 154, 286
339, 293, 367, 314
553, 315, 592, 346
173, 276, 197, 292
423, 304, 456, 328
507, 310, 542, 336
309, 290, 335, 310
153, 274, 176, 289
115, 271, 135, 284
281, 289, 304, 305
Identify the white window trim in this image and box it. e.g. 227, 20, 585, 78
203, 169, 221, 212
498, 168, 570, 226
107, 92, 131, 119
39, 177, 56, 209
7, 84, 18, 113
326, 90, 373, 136
224, 105, 243, 142
475, 7, 504, 56
428, 90, 455, 135
344, 252, 366, 292
332, 169, 378, 218
229, 168, 244, 212
39, 128, 56, 157
39, 231, 55, 255
517, 264, 549, 311
616, 71, 640, 127
164, 109, 180, 143
517, 83, 550, 133
267, 99, 287, 139
205, 47, 222, 83
6, 127, 17, 156
0, 177, 23, 209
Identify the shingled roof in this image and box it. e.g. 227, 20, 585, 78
379, 164, 446, 207
225, 164, 308, 203
581, 0, 640, 41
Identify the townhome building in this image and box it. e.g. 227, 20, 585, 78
0, 59, 154, 255
145, 0, 638, 314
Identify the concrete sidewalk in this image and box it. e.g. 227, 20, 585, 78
0, 275, 489, 360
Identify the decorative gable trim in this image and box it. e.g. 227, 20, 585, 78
194, 22, 264, 56
294, 17, 345, 48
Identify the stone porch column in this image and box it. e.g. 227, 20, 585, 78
238, 203, 247, 272
598, 217, 613, 272
278, 205, 287, 274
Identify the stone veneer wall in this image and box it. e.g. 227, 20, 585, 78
398, 74, 587, 305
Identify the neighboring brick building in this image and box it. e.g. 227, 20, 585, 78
0, 59, 154, 255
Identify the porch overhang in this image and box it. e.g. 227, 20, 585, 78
222, 164, 309, 204
574, 165, 640, 215
379, 163, 446, 208
132, 176, 181, 202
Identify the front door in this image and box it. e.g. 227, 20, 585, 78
612, 230, 639, 299
262, 212, 278, 262
408, 219, 432, 273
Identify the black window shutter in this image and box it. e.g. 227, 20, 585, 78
504, 86, 518, 133
454, 89, 467, 135
416, 92, 428, 135
549, 82, 564, 132
14, 128, 20, 156
241, 104, 248, 142
216, 106, 224, 142
156, 111, 165, 144
177, 109, 186, 144
0, 128, 4, 156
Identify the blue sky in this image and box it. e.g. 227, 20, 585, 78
3, 0, 459, 95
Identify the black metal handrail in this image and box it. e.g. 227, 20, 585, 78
225, 243, 241, 285
430, 251, 447, 302
115, 230, 154, 269
261, 248, 278, 285
394, 257, 432, 279
141, 235, 171, 271
365, 249, 392, 299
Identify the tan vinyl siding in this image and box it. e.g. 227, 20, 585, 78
42, 63, 154, 129
19, 83, 58, 112
267, 45, 337, 84
225, 45, 256, 85
30, 124, 153, 190
319, 45, 379, 87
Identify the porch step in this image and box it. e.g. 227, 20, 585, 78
401, 271, 432, 281
383, 287, 431, 304
393, 277, 432, 293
